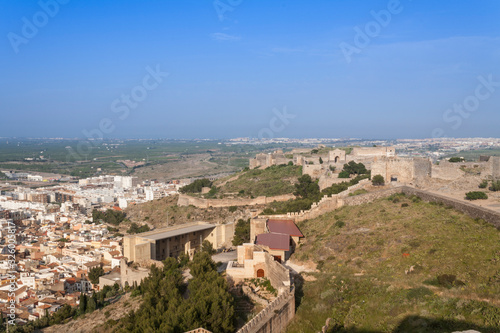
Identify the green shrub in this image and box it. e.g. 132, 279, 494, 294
406, 286, 433, 300
348, 189, 368, 196
127, 223, 150, 234
448, 157, 465, 162
232, 219, 250, 246
228, 206, 237, 212
335, 220, 345, 228
489, 180, 500, 192
479, 179, 488, 189
372, 174, 385, 186
465, 191, 488, 200
179, 178, 212, 193
338, 170, 350, 178
437, 274, 465, 288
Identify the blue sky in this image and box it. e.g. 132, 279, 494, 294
1, 0, 499, 139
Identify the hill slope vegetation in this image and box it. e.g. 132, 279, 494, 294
287, 193, 500, 333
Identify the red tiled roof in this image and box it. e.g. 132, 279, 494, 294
256, 233, 290, 251
65, 278, 76, 285
267, 219, 303, 237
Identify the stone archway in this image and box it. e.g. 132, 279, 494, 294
335, 156, 340, 163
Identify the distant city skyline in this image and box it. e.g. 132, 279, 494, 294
1, 0, 499, 140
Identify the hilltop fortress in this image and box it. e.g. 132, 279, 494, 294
249, 146, 500, 188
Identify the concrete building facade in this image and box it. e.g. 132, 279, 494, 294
123, 222, 234, 262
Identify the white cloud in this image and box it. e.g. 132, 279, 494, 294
210, 32, 241, 41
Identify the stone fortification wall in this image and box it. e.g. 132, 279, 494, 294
263, 252, 292, 292
341, 187, 402, 207
260, 179, 371, 223
413, 157, 433, 180
491, 156, 500, 179
302, 163, 324, 178
318, 173, 345, 190
236, 286, 295, 333
371, 157, 415, 183
249, 150, 292, 169
328, 149, 346, 163
351, 146, 395, 157
119, 258, 150, 288
258, 177, 500, 230
431, 158, 500, 181
177, 193, 295, 208
431, 161, 477, 181
286, 184, 500, 228
399, 187, 500, 229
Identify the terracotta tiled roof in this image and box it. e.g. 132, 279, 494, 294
256, 233, 290, 251
267, 219, 303, 237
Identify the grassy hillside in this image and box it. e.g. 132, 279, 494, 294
217, 164, 302, 198
124, 195, 250, 229
287, 193, 500, 333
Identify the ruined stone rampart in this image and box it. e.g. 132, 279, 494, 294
351, 146, 395, 157
431, 161, 473, 180
120, 258, 150, 288
399, 187, 500, 229
258, 180, 500, 229
177, 193, 295, 208
491, 156, 500, 179
236, 286, 295, 333
341, 187, 401, 207
301, 163, 323, 178
264, 252, 292, 292
259, 179, 372, 222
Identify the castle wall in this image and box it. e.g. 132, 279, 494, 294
413, 157, 432, 180
177, 193, 295, 208
431, 161, 486, 181
491, 157, 500, 179
328, 149, 346, 163
119, 258, 150, 288
250, 218, 267, 244
301, 163, 323, 178
371, 157, 431, 184
400, 187, 500, 229
351, 146, 395, 157
236, 287, 295, 333
249, 151, 293, 169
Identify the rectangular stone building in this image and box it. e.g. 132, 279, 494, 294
123, 222, 233, 262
